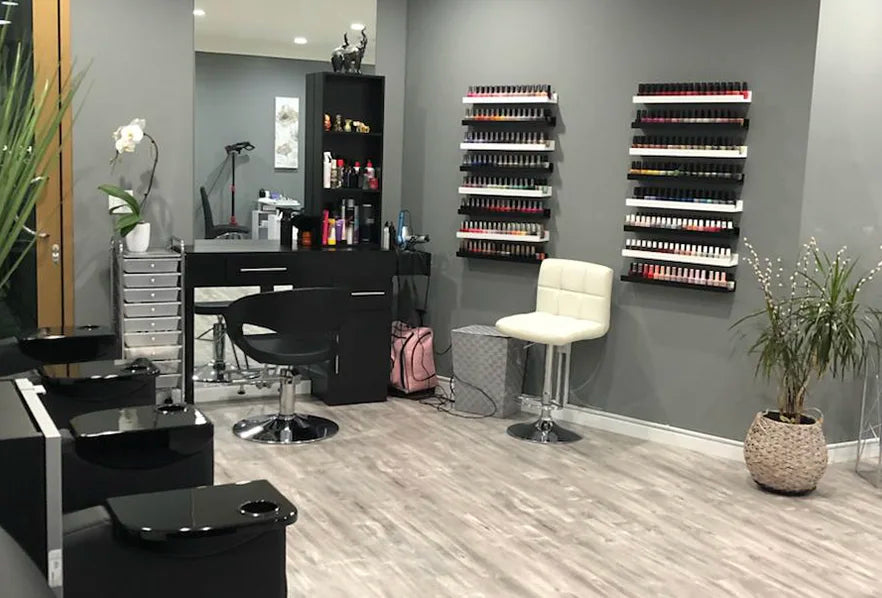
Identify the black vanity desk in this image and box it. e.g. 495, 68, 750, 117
183, 240, 396, 405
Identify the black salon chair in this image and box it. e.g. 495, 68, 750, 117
200, 186, 248, 240
226, 288, 347, 444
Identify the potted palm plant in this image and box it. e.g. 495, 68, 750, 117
0, 10, 80, 291
735, 238, 881, 494
100, 118, 159, 253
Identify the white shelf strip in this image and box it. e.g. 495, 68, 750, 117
625, 198, 744, 213
456, 231, 550, 243
460, 141, 555, 152
629, 147, 747, 159
458, 186, 552, 198
462, 93, 558, 105
621, 248, 739, 268
632, 92, 752, 104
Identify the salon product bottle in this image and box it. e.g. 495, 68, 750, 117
362, 204, 375, 244
371, 166, 381, 191
321, 210, 329, 245
364, 160, 375, 190
353, 162, 362, 189
381, 221, 390, 250
335, 160, 345, 189
336, 215, 345, 244
323, 152, 333, 189
279, 209, 294, 248
327, 218, 336, 246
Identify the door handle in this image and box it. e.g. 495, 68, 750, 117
239, 267, 287, 273
51, 243, 60, 264
351, 291, 385, 297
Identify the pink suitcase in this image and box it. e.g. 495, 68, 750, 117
390, 321, 438, 396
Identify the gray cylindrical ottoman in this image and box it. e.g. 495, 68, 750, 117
451, 325, 526, 417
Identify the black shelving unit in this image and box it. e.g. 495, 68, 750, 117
623, 225, 740, 239
620, 274, 735, 293
622, 81, 751, 293
456, 251, 545, 264
305, 72, 385, 245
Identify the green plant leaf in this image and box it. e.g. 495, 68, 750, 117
99, 184, 140, 216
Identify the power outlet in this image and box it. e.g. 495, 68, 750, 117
108, 189, 135, 213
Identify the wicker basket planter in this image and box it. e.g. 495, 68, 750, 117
743, 410, 828, 495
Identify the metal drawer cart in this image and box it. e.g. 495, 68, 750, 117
112, 239, 185, 403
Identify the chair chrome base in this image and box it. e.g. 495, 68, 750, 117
507, 418, 581, 444
193, 363, 261, 384
233, 413, 339, 444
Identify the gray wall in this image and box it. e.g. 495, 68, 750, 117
798, 0, 882, 440
194, 53, 374, 235
402, 0, 822, 441
375, 0, 408, 222
72, 0, 194, 326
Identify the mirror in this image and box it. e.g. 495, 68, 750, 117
193, 0, 377, 240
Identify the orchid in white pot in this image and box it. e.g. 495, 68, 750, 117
99, 118, 159, 253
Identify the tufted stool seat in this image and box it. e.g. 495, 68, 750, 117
496, 258, 613, 443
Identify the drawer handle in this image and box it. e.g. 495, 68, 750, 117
150, 292, 156, 298
239, 267, 287, 273
149, 278, 156, 284
150, 307, 156, 313
150, 263, 156, 269
351, 291, 386, 297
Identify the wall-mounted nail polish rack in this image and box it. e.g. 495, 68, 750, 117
459, 84, 557, 263
622, 262, 736, 292
458, 197, 550, 218
462, 108, 556, 126
632, 109, 749, 129
632, 81, 752, 104
457, 241, 547, 264
458, 176, 552, 198
623, 81, 750, 293
460, 131, 555, 152
622, 239, 738, 267
456, 221, 549, 243
460, 153, 554, 175
463, 85, 558, 104
626, 186, 743, 213
629, 136, 747, 158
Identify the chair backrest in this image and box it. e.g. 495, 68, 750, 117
200, 187, 215, 238
225, 288, 349, 346
535, 259, 613, 333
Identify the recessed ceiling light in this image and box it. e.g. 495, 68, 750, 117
293, 37, 308, 45
350, 23, 365, 31
193, 8, 206, 17
0, 19, 10, 25
1, 2, 20, 6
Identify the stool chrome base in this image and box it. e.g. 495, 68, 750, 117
507, 418, 581, 444
233, 414, 339, 444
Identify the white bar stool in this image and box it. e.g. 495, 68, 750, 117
496, 258, 613, 443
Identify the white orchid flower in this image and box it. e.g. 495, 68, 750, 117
112, 118, 147, 154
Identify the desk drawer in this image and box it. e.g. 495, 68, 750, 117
124, 317, 180, 333
124, 273, 179, 288
124, 331, 181, 347
124, 287, 179, 303
349, 288, 392, 311
124, 345, 180, 361
225, 256, 294, 286
123, 259, 179, 273
124, 302, 179, 318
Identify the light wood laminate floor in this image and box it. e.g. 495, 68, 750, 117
200, 396, 882, 598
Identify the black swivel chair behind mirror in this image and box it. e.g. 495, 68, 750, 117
200, 186, 248, 239
225, 288, 348, 444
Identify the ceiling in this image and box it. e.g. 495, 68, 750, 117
194, 0, 377, 64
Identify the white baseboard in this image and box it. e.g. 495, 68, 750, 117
436, 377, 866, 464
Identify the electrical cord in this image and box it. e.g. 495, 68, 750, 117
419, 372, 498, 419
